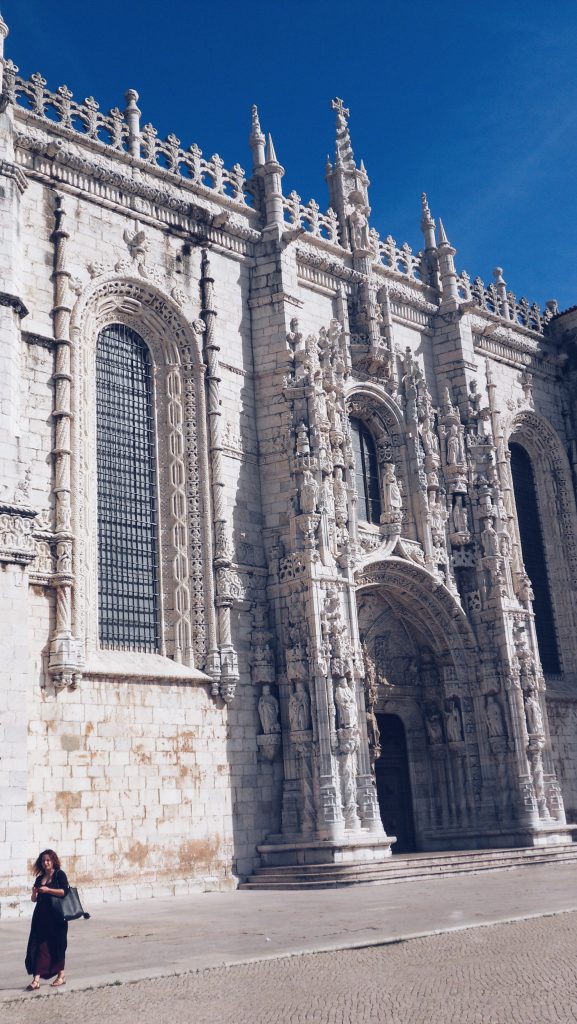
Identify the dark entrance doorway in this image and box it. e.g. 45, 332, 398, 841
375, 714, 416, 853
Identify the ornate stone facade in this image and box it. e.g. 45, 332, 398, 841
2, 18, 577, 912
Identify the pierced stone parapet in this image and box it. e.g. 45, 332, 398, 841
456, 269, 555, 335
5, 63, 250, 207
282, 191, 340, 244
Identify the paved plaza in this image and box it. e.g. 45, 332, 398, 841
2, 914, 577, 1024
1, 863, 577, 1022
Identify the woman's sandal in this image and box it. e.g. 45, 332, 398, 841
51, 977, 66, 987
26, 980, 40, 990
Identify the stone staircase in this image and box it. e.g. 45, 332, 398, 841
239, 842, 577, 890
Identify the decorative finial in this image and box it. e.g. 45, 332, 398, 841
437, 217, 450, 246
420, 193, 436, 250
265, 132, 278, 164
331, 97, 350, 125
249, 104, 266, 169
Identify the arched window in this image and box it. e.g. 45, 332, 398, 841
96, 324, 160, 652
350, 418, 381, 524
510, 442, 560, 674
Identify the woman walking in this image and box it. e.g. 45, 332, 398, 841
25, 849, 69, 990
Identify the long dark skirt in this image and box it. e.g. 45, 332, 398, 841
25, 898, 68, 979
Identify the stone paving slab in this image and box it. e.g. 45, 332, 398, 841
1, 862, 577, 1002
3, 914, 577, 1024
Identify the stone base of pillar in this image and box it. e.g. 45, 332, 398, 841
257, 831, 395, 869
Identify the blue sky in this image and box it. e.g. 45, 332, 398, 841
3, 1, 576, 309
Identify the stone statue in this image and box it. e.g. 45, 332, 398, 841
481, 519, 499, 557
486, 695, 506, 738
452, 496, 469, 535
334, 678, 358, 730
289, 681, 311, 732
425, 704, 444, 745
382, 463, 402, 512
446, 423, 463, 465
300, 469, 319, 514
258, 685, 280, 734
348, 194, 370, 251
445, 698, 463, 742
524, 689, 544, 736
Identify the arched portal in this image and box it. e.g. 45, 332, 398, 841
356, 558, 482, 851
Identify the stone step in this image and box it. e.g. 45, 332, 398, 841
239, 844, 577, 890
252, 843, 577, 875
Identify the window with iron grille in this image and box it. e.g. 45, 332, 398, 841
350, 418, 381, 524
96, 324, 160, 652
510, 441, 560, 674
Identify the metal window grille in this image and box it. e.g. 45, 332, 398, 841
510, 442, 560, 674
350, 418, 381, 525
96, 324, 160, 652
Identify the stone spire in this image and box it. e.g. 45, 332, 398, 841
420, 193, 436, 250
249, 104, 266, 170
437, 217, 460, 310
262, 131, 285, 237
0, 12, 9, 95
326, 98, 370, 250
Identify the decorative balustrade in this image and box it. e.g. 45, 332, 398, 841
456, 270, 557, 334
4, 61, 249, 205
370, 227, 423, 281
282, 190, 340, 243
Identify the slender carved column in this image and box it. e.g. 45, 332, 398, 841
48, 192, 81, 689
200, 249, 238, 702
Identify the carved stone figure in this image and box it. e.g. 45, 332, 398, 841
258, 685, 280, 734
524, 689, 544, 736
486, 695, 506, 738
446, 423, 463, 465
382, 463, 402, 512
452, 496, 469, 535
300, 469, 319, 514
296, 422, 310, 456
425, 704, 444, 745
445, 698, 464, 743
289, 681, 311, 732
334, 678, 358, 730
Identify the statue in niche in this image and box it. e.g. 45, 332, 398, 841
300, 469, 319, 514
382, 463, 402, 513
446, 423, 464, 465
258, 685, 281, 734
424, 704, 444, 745
524, 688, 544, 736
486, 695, 506, 738
445, 698, 464, 742
289, 681, 311, 732
347, 191, 370, 251
334, 678, 358, 730
481, 518, 499, 557
421, 414, 439, 457
452, 495, 469, 535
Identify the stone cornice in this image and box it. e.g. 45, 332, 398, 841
0, 291, 28, 318
14, 121, 261, 252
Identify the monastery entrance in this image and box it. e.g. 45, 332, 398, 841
356, 559, 481, 852
374, 714, 416, 852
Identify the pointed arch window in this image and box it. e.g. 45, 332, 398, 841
96, 324, 160, 652
510, 441, 560, 674
350, 418, 381, 524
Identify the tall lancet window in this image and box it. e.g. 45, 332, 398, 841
510, 441, 560, 674
96, 324, 160, 652
350, 418, 381, 524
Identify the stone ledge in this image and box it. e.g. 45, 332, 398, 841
83, 649, 212, 685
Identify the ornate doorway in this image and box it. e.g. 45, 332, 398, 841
374, 714, 416, 852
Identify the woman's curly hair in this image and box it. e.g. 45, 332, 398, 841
33, 849, 61, 873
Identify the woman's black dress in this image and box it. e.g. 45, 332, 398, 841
25, 870, 69, 979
